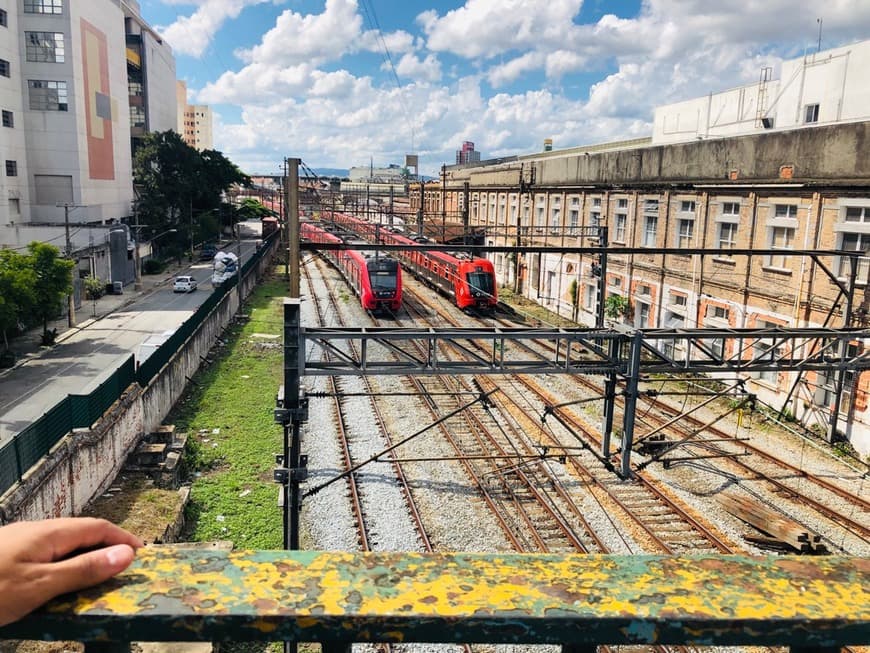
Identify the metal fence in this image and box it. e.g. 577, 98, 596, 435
0, 233, 277, 497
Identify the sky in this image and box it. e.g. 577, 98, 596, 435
137, 0, 870, 177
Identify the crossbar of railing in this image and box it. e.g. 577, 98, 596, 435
1, 549, 867, 652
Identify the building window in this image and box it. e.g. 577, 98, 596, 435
0, 9, 7, 27
755, 320, 783, 384
583, 283, 597, 311
26, 32, 65, 63
722, 201, 740, 216
676, 218, 694, 248
708, 305, 729, 321
2, 110, 12, 128
592, 197, 601, 207
0, 59, 9, 77
635, 301, 650, 328
767, 226, 794, 268
774, 204, 798, 218
643, 216, 658, 246
28, 80, 68, 111
614, 213, 626, 242
568, 209, 579, 235
838, 233, 870, 283
589, 211, 600, 227
5, 160, 17, 176
617, 198, 628, 210
804, 103, 819, 123
844, 206, 870, 223
550, 207, 561, 233
680, 200, 696, 213
717, 222, 737, 250
24, 0, 63, 13
644, 199, 659, 213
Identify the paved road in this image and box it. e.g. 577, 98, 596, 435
0, 240, 257, 444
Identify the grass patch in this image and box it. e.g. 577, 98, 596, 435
169, 273, 288, 550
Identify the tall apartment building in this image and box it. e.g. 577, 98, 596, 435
0, 0, 176, 286
456, 140, 480, 165
176, 81, 213, 151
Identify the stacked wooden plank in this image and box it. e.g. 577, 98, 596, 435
717, 490, 826, 554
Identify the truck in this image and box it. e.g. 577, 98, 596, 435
211, 251, 239, 286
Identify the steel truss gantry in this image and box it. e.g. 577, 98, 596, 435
279, 298, 870, 480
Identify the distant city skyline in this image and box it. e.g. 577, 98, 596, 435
139, 0, 870, 176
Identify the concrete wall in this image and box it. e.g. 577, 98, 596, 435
0, 242, 276, 522
448, 121, 870, 189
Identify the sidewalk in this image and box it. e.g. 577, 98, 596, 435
1, 262, 188, 375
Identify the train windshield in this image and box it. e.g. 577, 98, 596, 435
466, 270, 494, 296
370, 270, 397, 291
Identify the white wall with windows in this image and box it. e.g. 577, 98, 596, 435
653, 38, 870, 144
0, 6, 31, 226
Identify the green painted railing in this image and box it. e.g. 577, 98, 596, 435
0, 549, 867, 652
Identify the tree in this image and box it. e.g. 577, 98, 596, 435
234, 198, 270, 222
26, 242, 74, 340
604, 294, 631, 321
134, 132, 252, 250
0, 248, 36, 352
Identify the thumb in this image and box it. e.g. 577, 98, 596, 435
46, 544, 137, 595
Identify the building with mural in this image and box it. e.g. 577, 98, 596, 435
0, 0, 176, 289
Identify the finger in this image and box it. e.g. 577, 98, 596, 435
41, 544, 138, 598
42, 518, 143, 561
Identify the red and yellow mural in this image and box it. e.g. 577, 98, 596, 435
81, 19, 114, 180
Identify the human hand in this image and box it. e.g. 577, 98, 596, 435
0, 517, 143, 626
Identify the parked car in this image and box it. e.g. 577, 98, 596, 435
199, 243, 218, 260
173, 275, 197, 293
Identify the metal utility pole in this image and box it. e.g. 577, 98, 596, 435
441, 164, 447, 241
417, 181, 424, 239
57, 202, 84, 327
287, 157, 301, 298
283, 159, 290, 282
275, 298, 307, 653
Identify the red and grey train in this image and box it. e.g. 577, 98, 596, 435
330, 212, 498, 312
301, 220, 402, 313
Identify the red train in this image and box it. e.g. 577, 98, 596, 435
301, 221, 402, 313
330, 212, 498, 312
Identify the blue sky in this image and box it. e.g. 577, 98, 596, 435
137, 0, 870, 176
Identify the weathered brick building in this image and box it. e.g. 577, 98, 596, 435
411, 120, 870, 457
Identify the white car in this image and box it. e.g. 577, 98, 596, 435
173, 275, 197, 293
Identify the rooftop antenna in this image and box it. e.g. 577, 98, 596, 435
817, 17, 823, 53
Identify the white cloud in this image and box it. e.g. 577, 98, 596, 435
420, 0, 583, 59
235, 0, 362, 66
157, 0, 273, 58
164, 0, 870, 175
392, 53, 442, 83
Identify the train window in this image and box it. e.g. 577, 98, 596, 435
467, 269, 495, 296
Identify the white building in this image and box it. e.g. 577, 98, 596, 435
653, 38, 870, 144
0, 0, 176, 292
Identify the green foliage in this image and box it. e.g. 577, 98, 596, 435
569, 279, 579, 307
26, 242, 74, 337
0, 247, 36, 350
169, 278, 286, 549
604, 294, 630, 320
133, 131, 251, 247
235, 198, 271, 223
84, 276, 105, 299
142, 258, 165, 275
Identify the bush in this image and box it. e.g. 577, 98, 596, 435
143, 258, 165, 275
84, 276, 105, 299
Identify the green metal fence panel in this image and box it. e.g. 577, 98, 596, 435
0, 440, 21, 495
15, 398, 73, 473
